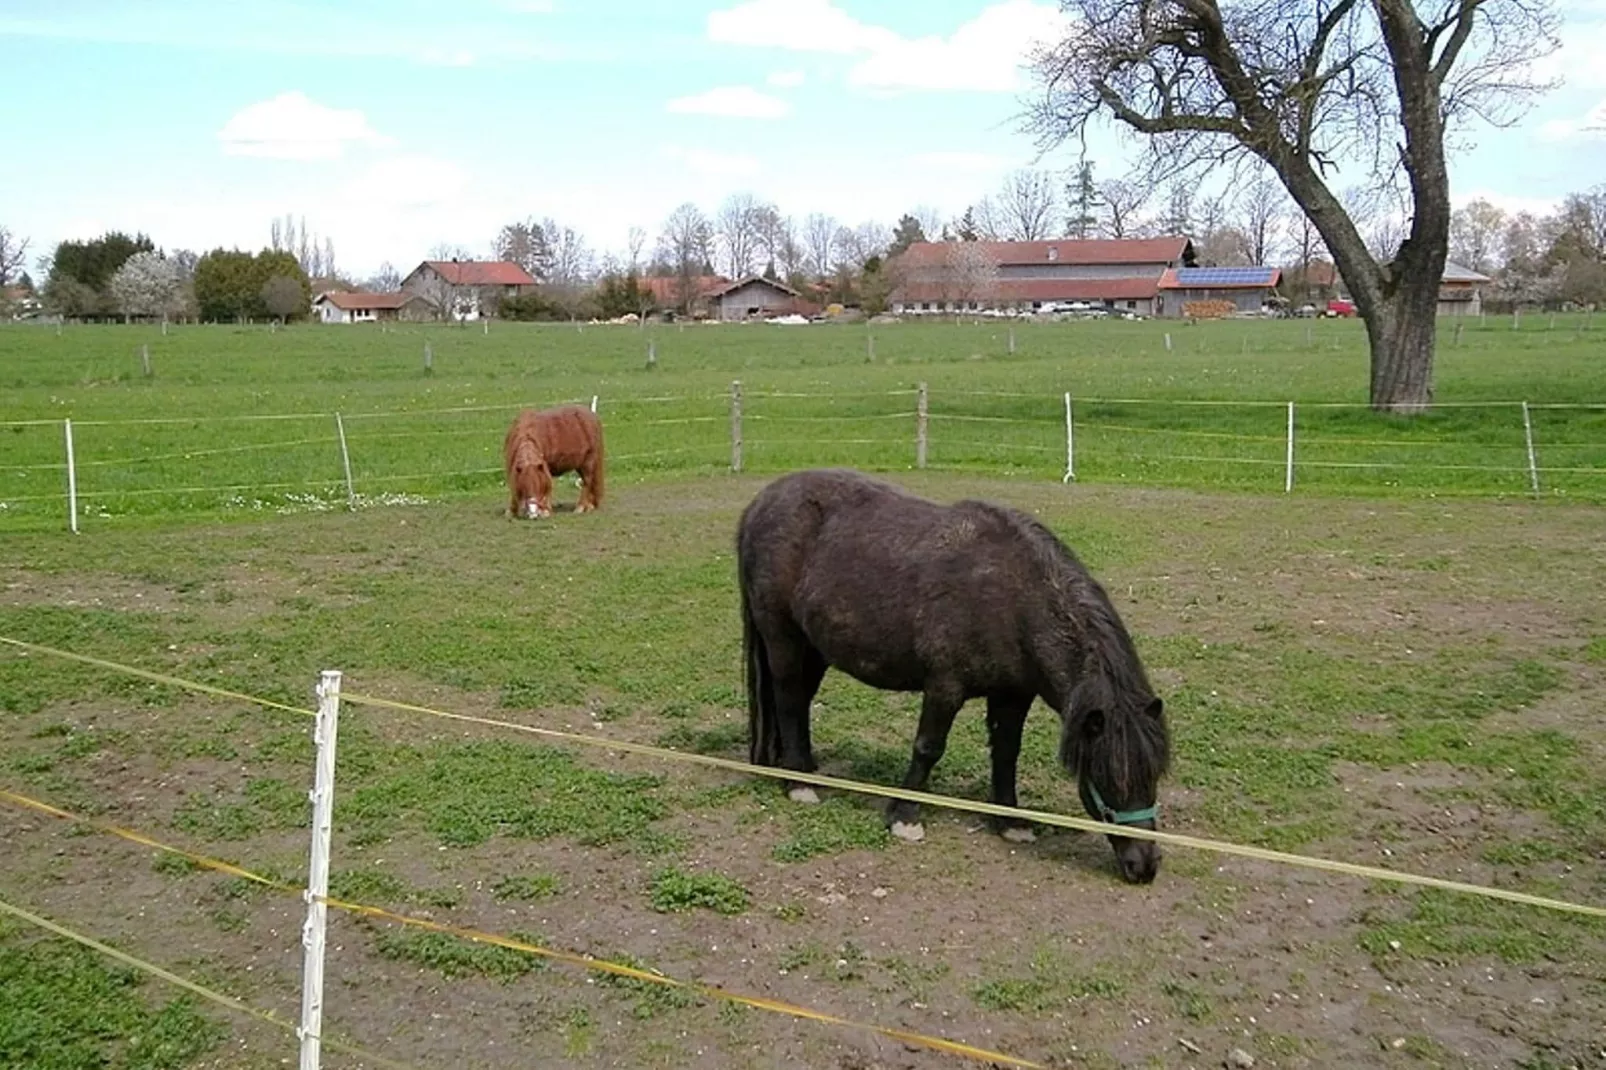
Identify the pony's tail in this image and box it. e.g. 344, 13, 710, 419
743, 587, 779, 767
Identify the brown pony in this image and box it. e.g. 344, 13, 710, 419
502, 405, 605, 518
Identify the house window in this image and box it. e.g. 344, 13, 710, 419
1126, 301, 1136, 309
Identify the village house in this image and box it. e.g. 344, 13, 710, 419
888, 237, 1199, 317
312, 290, 434, 324
399, 259, 538, 321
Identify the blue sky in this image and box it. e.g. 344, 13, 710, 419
3, 0, 1604, 277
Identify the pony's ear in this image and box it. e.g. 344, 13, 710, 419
1145, 696, 1164, 720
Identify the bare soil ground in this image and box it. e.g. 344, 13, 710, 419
3, 476, 1604, 1070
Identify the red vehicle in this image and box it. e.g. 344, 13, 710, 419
1326, 298, 1357, 317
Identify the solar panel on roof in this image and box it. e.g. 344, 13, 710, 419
1173, 266, 1277, 286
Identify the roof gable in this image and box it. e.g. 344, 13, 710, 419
419, 260, 538, 287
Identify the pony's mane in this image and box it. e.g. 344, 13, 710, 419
961, 500, 1171, 791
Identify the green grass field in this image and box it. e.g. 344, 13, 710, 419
2, 315, 1603, 532
2, 317, 1605, 1068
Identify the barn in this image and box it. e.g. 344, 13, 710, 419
1157, 266, 1283, 317
708, 276, 815, 321
313, 290, 434, 324
1438, 261, 1491, 316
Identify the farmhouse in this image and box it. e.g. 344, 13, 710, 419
313, 290, 432, 324
400, 259, 538, 321
1157, 266, 1284, 316
888, 237, 1197, 317
707, 276, 820, 321
1438, 261, 1491, 316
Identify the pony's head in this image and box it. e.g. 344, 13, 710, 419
1059, 675, 1170, 884
511, 442, 553, 518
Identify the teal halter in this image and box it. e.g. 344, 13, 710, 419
1086, 781, 1158, 826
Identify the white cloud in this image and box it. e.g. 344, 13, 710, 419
1536, 97, 1606, 141
706, 0, 1069, 93
1528, 16, 1606, 90
666, 86, 791, 119
767, 70, 806, 88
661, 145, 762, 178
218, 92, 394, 160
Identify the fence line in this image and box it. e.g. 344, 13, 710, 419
5, 635, 1603, 921
1, 785, 1040, 1068
0, 896, 419, 1070
6, 387, 1605, 530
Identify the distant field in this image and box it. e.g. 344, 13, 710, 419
1, 315, 1603, 531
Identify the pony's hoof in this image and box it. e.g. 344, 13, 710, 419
1000, 826, 1037, 844
786, 786, 820, 805
890, 821, 925, 843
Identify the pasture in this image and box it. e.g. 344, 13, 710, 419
2, 318, 1605, 1069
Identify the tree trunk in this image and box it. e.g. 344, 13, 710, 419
1363, 281, 1439, 413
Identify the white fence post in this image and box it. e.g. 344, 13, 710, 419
1063, 393, 1076, 484
916, 382, 928, 469
1284, 402, 1296, 494
1522, 401, 1540, 498
63, 419, 79, 535
423, 341, 433, 373
1008, 326, 1016, 355
298, 670, 342, 1070
334, 413, 355, 510
590, 394, 598, 413
140, 343, 152, 378
730, 380, 743, 474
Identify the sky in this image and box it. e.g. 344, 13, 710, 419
2, 0, 1604, 279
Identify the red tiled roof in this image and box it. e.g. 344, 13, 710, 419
423, 260, 538, 286
316, 290, 422, 311
893, 277, 1163, 304
639, 275, 730, 304
896, 237, 1190, 269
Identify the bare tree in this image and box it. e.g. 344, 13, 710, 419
802, 213, 839, 279
995, 169, 1061, 240
261, 276, 305, 324
967, 197, 1006, 241
1449, 198, 1506, 273
657, 203, 715, 312
429, 243, 476, 262
1097, 180, 1149, 239
717, 193, 764, 279
1028, 0, 1560, 412
367, 261, 402, 291
0, 225, 28, 286
541, 218, 593, 288
1238, 173, 1285, 266
946, 242, 1000, 309
626, 226, 647, 272
912, 205, 945, 241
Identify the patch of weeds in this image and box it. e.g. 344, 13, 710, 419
491, 874, 560, 902
560, 1006, 593, 1058
831, 940, 868, 983
0, 932, 226, 1068
629, 829, 687, 858
649, 867, 749, 915
371, 927, 546, 983
778, 942, 825, 972
879, 956, 949, 1002
972, 948, 1124, 1013
772, 796, 888, 862
1580, 636, 1606, 664
1257, 1032, 1308, 1058
595, 954, 700, 1019
1358, 888, 1606, 965
772, 901, 807, 923
1481, 839, 1583, 866
327, 869, 460, 910
172, 776, 307, 841
151, 852, 201, 878
342, 740, 668, 850
657, 722, 747, 756
1160, 978, 1213, 1022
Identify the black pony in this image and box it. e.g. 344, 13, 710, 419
737, 468, 1170, 883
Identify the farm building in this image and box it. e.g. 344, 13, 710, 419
707, 276, 820, 321
638, 274, 732, 318
400, 259, 538, 321
313, 290, 433, 324
887, 237, 1195, 317
1157, 266, 1284, 317
1438, 261, 1491, 316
